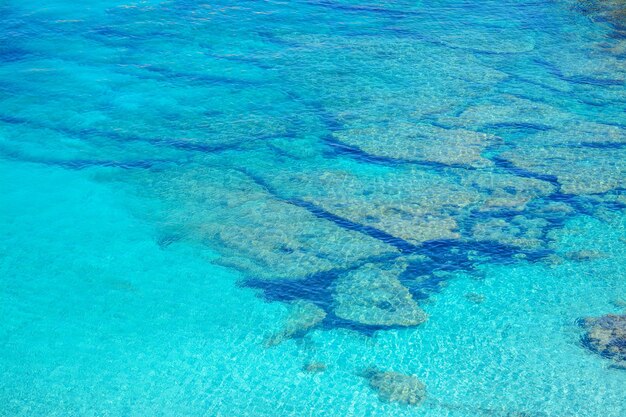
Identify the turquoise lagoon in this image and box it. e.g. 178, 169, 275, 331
1, 0, 626, 416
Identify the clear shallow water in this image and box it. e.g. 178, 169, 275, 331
1, 0, 625, 416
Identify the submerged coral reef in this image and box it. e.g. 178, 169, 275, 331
333, 123, 499, 167
360, 368, 427, 406
581, 314, 626, 368
333, 262, 427, 327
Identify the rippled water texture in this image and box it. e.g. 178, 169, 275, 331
1, 1, 626, 416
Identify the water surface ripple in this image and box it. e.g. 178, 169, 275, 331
1, 1, 625, 416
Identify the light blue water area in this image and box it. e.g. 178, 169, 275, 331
1, 0, 626, 416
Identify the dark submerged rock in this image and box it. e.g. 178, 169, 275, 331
465, 292, 485, 304
581, 314, 626, 367
302, 362, 327, 373
565, 250, 608, 261
333, 262, 427, 327
360, 367, 426, 406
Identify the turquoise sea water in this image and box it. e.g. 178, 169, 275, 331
1, 0, 626, 415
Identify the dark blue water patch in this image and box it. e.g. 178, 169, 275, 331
571, 1, 604, 16
593, 119, 626, 130
578, 141, 626, 149
533, 57, 625, 87
561, 192, 626, 225
156, 233, 183, 249
244, 270, 338, 305
321, 135, 404, 166
595, 195, 626, 211
107, 0, 206, 23
164, 137, 240, 153
82, 16, 185, 50
92, 21, 180, 43
580, 98, 617, 108
0, 45, 33, 62
547, 191, 626, 217
321, 134, 485, 171
0, 114, 28, 125
500, 71, 570, 96
609, 28, 626, 40
491, 155, 561, 186
567, 75, 625, 87
418, 240, 472, 268
80, 31, 142, 52
290, 199, 419, 253
164, 0, 206, 13
89, 26, 145, 41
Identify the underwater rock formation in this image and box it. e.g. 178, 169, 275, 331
442, 95, 568, 130
565, 250, 608, 261
465, 292, 486, 304
471, 216, 548, 250
264, 301, 327, 347
525, 121, 626, 146
333, 123, 499, 168
542, 254, 565, 268
270, 168, 482, 245
459, 171, 556, 212
302, 362, 327, 373
141, 167, 397, 280
575, 0, 626, 31
581, 314, 626, 368
274, 31, 509, 127
213, 196, 397, 280
333, 262, 427, 327
508, 147, 626, 195
360, 367, 426, 406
